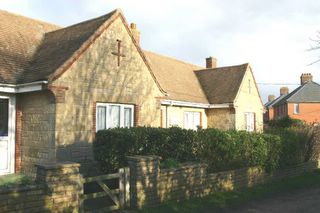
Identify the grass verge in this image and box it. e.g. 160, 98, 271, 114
137, 169, 320, 213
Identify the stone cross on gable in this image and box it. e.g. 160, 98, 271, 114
112, 39, 126, 66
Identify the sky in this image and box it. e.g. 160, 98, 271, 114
1, 0, 320, 103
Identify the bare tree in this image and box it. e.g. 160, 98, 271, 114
308, 32, 320, 65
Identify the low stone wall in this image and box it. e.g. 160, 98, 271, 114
0, 162, 82, 213
0, 185, 47, 212
127, 155, 319, 209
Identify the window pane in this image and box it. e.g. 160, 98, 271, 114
124, 107, 132, 128
97, 106, 106, 131
193, 112, 200, 129
294, 104, 299, 114
108, 105, 120, 128
245, 112, 254, 132
184, 112, 189, 129
0, 99, 8, 136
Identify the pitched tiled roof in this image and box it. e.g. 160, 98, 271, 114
0, 9, 118, 84
144, 51, 209, 103
275, 81, 320, 106
0, 10, 59, 84
1, 9, 252, 106
21, 10, 117, 84
195, 64, 248, 104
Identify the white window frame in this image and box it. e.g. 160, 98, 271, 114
293, 103, 299, 114
184, 111, 201, 130
96, 103, 134, 131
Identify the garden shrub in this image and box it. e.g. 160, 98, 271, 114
265, 126, 313, 168
94, 127, 197, 172
266, 116, 304, 128
94, 126, 310, 173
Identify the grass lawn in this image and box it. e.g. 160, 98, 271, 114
136, 169, 320, 213
0, 174, 32, 189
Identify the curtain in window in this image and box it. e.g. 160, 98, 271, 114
108, 105, 120, 128
124, 107, 132, 128
184, 112, 200, 130
97, 106, 106, 131
245, 112, 254, 132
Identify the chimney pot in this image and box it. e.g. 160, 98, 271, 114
206, 57, 217, 69
130, 23, 140, 45
130, 23, 137, 29
300, 73, 313, 85
280, 87, 289, 96
268, 95, 275, 102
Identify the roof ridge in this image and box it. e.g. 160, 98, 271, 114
48, 9, 119, 34
195, 63, 249, 72
143, 50, 203, 69
0, 9, 60, 29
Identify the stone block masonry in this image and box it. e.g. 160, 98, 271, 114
127, 155, 319, 209
0, 162, 82, 213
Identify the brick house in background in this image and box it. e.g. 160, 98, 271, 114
268, 73, 320, 124
264, 87, 290, 121
0, 9, 263, 176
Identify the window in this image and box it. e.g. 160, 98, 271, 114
0, 99, 8, 136
184, 111, 201, 130
293, 103, 299, 114
245, 112, 255, 132
96, 103, 134, 131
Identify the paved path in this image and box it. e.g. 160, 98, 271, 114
220, 186, 320, 213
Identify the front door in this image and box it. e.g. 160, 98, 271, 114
0, 96, 15, 175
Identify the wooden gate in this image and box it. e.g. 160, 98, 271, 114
80, 168, 130, 212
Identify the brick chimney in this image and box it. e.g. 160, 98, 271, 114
130, 23, 140, 45
268, 95, 275, 102
206, 57, 217, 69
280, 87, 289, 96
300, 73, 313, 85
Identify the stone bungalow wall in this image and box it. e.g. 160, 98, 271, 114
127, 155, 319, 209
18, 91, 56, 177
0, 162, 82, 213
206, 108, 235, 130
52, 16, 163, 168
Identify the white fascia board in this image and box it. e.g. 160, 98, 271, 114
161, 100, 210, 108
208, 103, 233, 108
0, 81, 48, 93
161, 100, 233, 109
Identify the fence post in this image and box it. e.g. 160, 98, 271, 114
124, 167, 130, 208
119, 168, 125, 208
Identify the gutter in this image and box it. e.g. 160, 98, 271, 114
161, 100, 232, 109
0, 81, 48, 93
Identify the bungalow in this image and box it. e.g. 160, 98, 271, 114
0, 9, 263, 176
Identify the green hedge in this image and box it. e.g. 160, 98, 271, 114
94, 127, 295, 173
265, 126, 313, 168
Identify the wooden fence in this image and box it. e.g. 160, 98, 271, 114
80, 167, 130, 212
